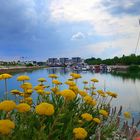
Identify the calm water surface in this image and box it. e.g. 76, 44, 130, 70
0, 67, 140, 121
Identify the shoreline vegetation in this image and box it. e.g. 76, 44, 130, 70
0, 66, 47, 74
85, 54, 140, 66
0, 73, 139, 139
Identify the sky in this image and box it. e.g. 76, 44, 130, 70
0, 0, 140, 61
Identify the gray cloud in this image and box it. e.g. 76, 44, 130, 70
102, 0, 140, 16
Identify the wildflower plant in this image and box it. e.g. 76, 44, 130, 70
0, 73, 139, 140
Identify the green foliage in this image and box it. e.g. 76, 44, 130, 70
26, 63, 34, 67
85, 54, 140, 65
128, 65, 140, 72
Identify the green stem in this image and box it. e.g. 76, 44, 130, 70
4, 79, 8, 99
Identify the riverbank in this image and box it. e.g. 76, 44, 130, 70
0, 66, 47, 74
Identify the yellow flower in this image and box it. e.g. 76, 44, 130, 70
19, 92, 24, 97
84, 87, 90, 90
97, 90, 106, 97
81, 113, 93, 121
17, 75, 30, 81
0, 119, 15, 135
91, 78, 99, 82
48, 74, 58, 79
21, 82, 32, 90
83, 81, 88, 84
91, 91, 96, 95
1, 73, 12, 79
100, 93, 106, 97
78, 90, 87, 97
36, 89, 45, 95
106, 91, 118, 98
26, 89, 33, 94
25, 97, 32, 102
60, 89, 76, 100
10, 89, 21, 95
68, 78, 74, 81
0, 100, 16, 112
93, 118, 101, 124
73, 127, 87, 139
124, 112, 131, 119
35, 102, 54, 116
65, 81, 76, 86
52, 79, 62, 85
110, 93, 118, 98
16, 103, 31, 113
51, 87, 59, 94
91, 86, 96, 90
0, 75, 3, 80
97, 90, 105, 95
34, 85, 45, 90
38, 78, 46, 82
70, 73, 82, 79
25, 97, 33, 105
99, 109, 108, 117
91, 99, 97, 106
83, 95, 92, 104
106, 91, 112, 96
69, 86, 79, 94
44, 91, 51, 95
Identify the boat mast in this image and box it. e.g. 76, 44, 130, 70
134, 19, 140, 55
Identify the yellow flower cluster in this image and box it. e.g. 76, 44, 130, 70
73, 127, 87, 139
124, 112, 131, 119
84, 87, 90, 91
70, 73, 82, 79
17, 75, 30, 81
65, 81, 76, 86
60, 89, 76, 100
91, 78, 99, 83
83, 81, 88, 84
24, 97, 33, 105
1, 73, 12, 79
34, 85, 44, 90
51, 87, 59, 94
81, 113, 93, 121
69, 85, 79, 94
38, 78, 46, 82
97, 90, 106, 97
106, 91, 118, 98
83, 95, 97, 106
0, 119, 15, 135
0, 100, 16, 112
16, 103, 31, 113
35, 102, 54, 116
93, 118, 101, 124
10, 89, 21, 95
36, 89, 45, 95
78, 90, 87, 97
99, 109, 108, 117
48, 74, 58, 79
52, 79, 62, 85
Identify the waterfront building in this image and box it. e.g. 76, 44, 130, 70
47, 58, 59, 65
59, 58, 69, 64
71, 57, 82, 64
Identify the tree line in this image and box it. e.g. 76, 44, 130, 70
85, 54, 140, 65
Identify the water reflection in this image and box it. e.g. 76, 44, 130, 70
111, 71, 140, 83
